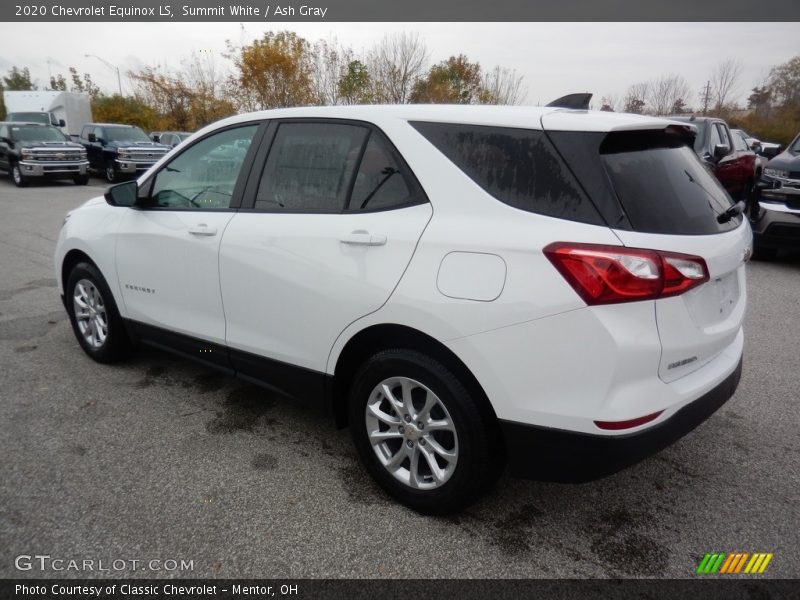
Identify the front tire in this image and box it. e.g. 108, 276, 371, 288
105, 161, 117, 183
65, 261, 133, 363
348, 349, 501, 514
11, 162, 28, 187
74, 174, 89, 185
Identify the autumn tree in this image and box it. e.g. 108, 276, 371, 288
747, 85, 772, 116
338, 60, 373, 105
767, 55, 800, 108
180, 51, 236, 128
226, 31, 316, 111
367, 32, 429, 103
411, 55, 483, 104
49, 67, 100, 96
129, 66, 194, 131
91, 94, 159, 131
3, 66, 36, 91
70, 67, 101, 97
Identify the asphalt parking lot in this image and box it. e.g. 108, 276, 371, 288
0, 175, 798, 579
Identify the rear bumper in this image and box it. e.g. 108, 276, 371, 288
500, 356, 742, 483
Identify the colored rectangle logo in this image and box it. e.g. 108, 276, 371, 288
697, 552, 773, 574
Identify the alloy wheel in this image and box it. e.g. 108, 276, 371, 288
365, 376, 459, 490
73, 279, 109, 349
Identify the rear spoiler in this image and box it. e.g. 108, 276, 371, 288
546, 93, 592, 110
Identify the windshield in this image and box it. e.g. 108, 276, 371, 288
178, 133, 191, 141
10, 125, 67, 142
105, 126, 151, 142
8, 112, 52, 125
790, 134, 800, 153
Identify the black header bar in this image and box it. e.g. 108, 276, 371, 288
2, 0, 799, 22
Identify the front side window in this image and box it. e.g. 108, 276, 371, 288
255, 123, 368, 212
146, 125, 258, 210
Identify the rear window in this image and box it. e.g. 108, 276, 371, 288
599, 130, 739, 234
410, 122, 603, 225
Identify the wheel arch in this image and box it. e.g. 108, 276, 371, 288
331, 323, 500, 433
61, 249, 98, 294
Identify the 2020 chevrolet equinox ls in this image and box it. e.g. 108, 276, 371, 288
55, 105, 751, 513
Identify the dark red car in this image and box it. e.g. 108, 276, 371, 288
670, 116, 757, 201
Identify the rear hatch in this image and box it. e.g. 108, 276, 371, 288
543, 114, 751, 382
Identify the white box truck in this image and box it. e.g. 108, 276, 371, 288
3, 91, 93, 138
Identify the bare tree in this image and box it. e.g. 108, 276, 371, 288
623, 82, 649, 114
366, 32, 429, 104
647, 73, 691, 116
310, 38, 353, 105
711, 58, 742, 112
599, 93, 620, 111
480, 66, 527, 105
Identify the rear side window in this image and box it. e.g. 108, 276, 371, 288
410, 122, 603, 225
600, 131, 739, 234
349, 135, 415, 211
255, 123, 367, 212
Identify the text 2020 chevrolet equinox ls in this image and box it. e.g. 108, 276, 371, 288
55, 105, 751, 513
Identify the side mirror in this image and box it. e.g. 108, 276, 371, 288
87, 133, 97, 143
104, 180, 138, 207
713, 143, 730, 160
58, 119, 66, 127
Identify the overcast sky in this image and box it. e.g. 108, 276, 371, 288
1, 22, 798, 108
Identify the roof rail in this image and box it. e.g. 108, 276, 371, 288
546, 93, 593, 110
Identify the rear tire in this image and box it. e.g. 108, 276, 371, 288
348, 348, 501, 514
11, 162, 28, 187
65, 261, 133, 363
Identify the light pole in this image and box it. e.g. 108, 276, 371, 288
85, 54, 122, 96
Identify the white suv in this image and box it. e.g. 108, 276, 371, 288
55, 105, 750, 513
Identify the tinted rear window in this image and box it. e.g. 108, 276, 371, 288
600, 131, 739, 234
410, 122, 603, 225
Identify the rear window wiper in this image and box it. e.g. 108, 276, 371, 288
717, 200, 745, 224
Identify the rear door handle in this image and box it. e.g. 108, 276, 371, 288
188, 224, 218, 236
339, 230, 387, 246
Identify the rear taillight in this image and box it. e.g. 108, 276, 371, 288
543, 242, 709, 305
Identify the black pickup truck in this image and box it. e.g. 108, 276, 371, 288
0, 122, 89, 187
78, 123, 170, 182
